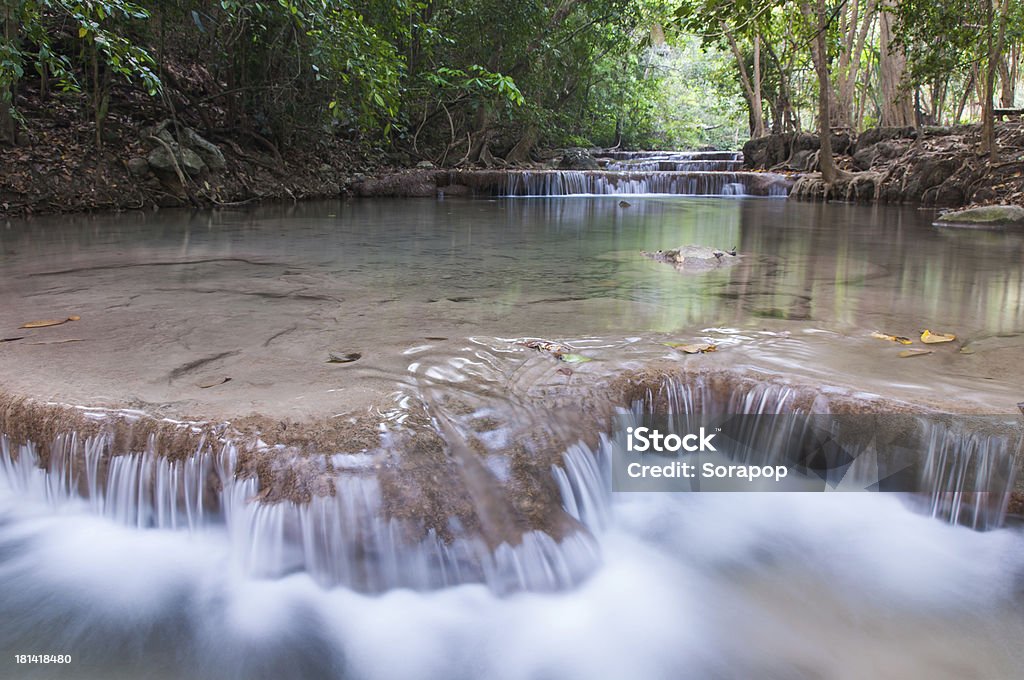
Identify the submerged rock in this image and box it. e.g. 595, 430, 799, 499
935, 204, 1024, 227
641, 245, 739, 272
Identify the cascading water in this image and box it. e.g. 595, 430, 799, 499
444, 150, 793, 197
2, 365, 1024, 679
501, 170, 780, 196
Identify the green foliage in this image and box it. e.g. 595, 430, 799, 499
0, 0, 160, 106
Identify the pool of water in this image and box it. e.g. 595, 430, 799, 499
1, 197, 1022, 417
2, 196, 1024, 679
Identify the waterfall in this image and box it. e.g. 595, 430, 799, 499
0, 430, 599, 594
617, 373, 1021, 530
1, 371, 1018, 598
496, 170, 790, 197
443, 149, 793, 197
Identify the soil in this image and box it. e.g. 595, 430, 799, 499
744, 122, 1024, 208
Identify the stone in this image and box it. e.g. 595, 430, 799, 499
558, 148, 599, 170
935, 204, 1024, 226
126, 157, 151, 179
146, 142, 207, 179
181, 127, 227, 170
853, 126, 916, 154
641, 245, 739, 273
415, 160, 435, 169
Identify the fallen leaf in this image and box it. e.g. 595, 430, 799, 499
327, 351, 361, 364
899, 349, 933, 358
556, 367, 574, 376
921, 329, 956, 344
19, 315, 80, 329
667, 342, 718, 354
871, 331, 913, 345
559, 353, 593, 363
959, 345, 975, 354
196, 376, 231, 388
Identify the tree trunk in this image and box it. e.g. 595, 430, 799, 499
833, 0, 875, 130
801, 0, 836, 183
878, 0, 915, 127
998, 52, 1016, 108
723, 25, 765, 138
0, 1, 19, 145
982, 0, 1011, 159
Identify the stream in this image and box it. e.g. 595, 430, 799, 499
1, 161, 1023, 678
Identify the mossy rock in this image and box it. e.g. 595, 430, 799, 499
935, 205, 1024, 227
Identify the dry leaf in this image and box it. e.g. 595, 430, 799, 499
667, 342, 718, 354
20, 315, 80, 329
21, 319, 66, 329
899, 349, 933, 358
871, 331, 913, 345
921, 329, 956, 344
196, 376, 231, 389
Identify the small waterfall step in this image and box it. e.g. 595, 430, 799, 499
441, 149, 793, 197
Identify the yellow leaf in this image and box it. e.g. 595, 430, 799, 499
921, 329, 956, 344
899, 349, 933, 358
19, 315, 79, 329
871, 331, 913, 345
21, 319, 66, 329
78, 26, 88, 38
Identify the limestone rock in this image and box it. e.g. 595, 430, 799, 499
181, 127, 227, 170
147, 142, 207, 178
126, 156, 151, 179
558, 148, 599, 170
935, 204, 1024, 226
641, 245, 739, 272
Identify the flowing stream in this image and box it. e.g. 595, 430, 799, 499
1, 159, 1024, 678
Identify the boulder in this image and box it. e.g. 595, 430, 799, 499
181, 127, 227, 170
126, 156, 151, 179
641, 245, 739, 273
853, 126, 916, 154
935, 204, 1024, 227
558, 148, 599, 170
147, 142, 207, 179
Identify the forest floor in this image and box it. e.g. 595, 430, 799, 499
3, 75, 1024, 216
0, 78, 396, 217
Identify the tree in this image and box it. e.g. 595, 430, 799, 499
800, 0, 837, 182
878, 0, 914, 126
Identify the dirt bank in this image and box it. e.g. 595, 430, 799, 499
743, 122, 1024, 207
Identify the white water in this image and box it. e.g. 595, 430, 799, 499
500, 170, 789, 197
2, 453, 1023, 679
2, 373, 1024, 678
